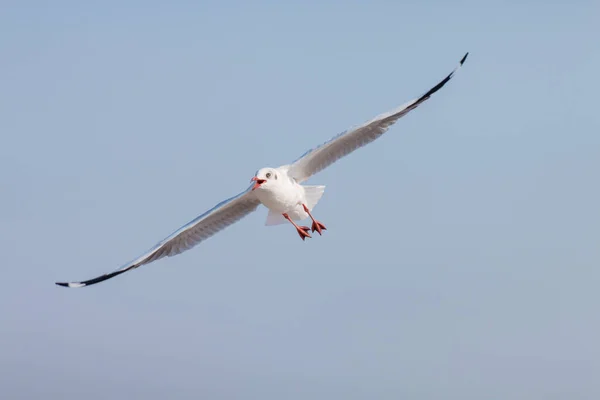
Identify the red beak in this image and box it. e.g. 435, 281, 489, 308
251, 176, 266, 190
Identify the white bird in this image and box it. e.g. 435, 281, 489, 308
56, 53, 468, 288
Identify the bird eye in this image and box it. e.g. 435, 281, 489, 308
266, 172, 272, 178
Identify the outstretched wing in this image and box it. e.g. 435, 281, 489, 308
56, 185, 261, 288
287, 53, 468, 183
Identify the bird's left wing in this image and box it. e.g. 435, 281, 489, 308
287, 53, 468, 183
56, 185, 260, 288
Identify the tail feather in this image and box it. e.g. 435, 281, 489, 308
265, 210, 287, 226
303, 185, 326, 211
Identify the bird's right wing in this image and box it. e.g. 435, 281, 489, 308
287, 53, 468, 183
56, 184, 261, 288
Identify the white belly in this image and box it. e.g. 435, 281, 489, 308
255, 181, 308, 219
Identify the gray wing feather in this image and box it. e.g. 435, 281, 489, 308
56, 184, 260, 288
288, 53, 468, 183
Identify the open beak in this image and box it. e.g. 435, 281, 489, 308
251, 176, 266, 190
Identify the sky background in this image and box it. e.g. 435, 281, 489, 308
1, 1, 599, 399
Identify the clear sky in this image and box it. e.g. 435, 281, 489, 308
1, 1, 599, 398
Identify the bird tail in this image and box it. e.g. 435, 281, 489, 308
303, 185, 326, 211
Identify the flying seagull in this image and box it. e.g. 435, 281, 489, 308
56, 52, 468, 288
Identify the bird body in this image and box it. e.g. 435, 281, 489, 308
56, 52, 469, 288
252, 167, 308, 216
251, 166, 325, 224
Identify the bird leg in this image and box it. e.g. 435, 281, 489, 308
302, 204, 327, 235
283, 213, 312, 240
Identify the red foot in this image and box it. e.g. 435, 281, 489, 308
296, 226, 312, 240
311, 220, 327, 235
302, 204, 327, 236
283, 213, 312, 241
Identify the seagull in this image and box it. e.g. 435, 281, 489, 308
56, 52, 468, 288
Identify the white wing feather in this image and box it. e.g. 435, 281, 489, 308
56, 185, 260, 288
287, 53, 468, 183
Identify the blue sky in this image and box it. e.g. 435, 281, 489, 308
1, 1, 599, 398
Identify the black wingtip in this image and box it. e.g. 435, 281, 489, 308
460, 52, 469, 65
55, 267, 132, 288
55, 281, 87, 288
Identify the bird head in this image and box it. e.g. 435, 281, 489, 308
251, 168, 279, 191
